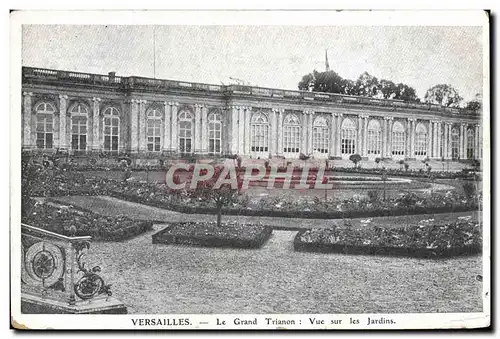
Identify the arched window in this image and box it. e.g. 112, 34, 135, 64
250, 112, 269, 153
415, 123, 428, 156
467, 128, 474, 159
312, 116, 329, 154
367, 119, 382, 155
70, 103, 88, 152
208, 112, 222, 154
147, 109, 162, 152
35, 102, 56, 149
178, 110, 193, 153
341, 117, 356, 155
103, 107, 120, 153
451, 127, 459, 159
391, 121, 405, 156
283, 114, 301, 154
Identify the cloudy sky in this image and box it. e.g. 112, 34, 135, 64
22, 25, 483, 102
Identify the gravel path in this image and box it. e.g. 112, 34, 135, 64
49, 195, 480, 230
85, 228, 482, 314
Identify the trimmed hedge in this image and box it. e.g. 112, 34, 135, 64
22, 199, 153, 241
152, 222, 273, 249
109, 190, 479, 219
293, 223, 481, 259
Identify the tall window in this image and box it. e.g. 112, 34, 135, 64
414, 123, 428, 156
312, 116, 329, 154
367, 119, 382, 155
341, 117, 356, 155
70, 103, 88, 153
250, 112, 269, 153
467, 128, 474, 159
147, 109, 162, 152
103, 107, 120, 153
283, 114, 301, 154
451, 127, 459, 159
391, 121, 405, 156
208, 112, 222, 154
178, 111, 193, 153
35, 102, 55, 149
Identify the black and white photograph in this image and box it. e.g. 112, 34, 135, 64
10, 9, 490, 330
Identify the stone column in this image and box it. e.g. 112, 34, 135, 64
244, 107, 251, 155
335, 114, 342, 158
58, 95, 68, 150
92, 97, 101, 152
308, 111, 314, 154
329, 113, 336, 158
268, 108, 276, 156
459, 123, 465, 159
170, 102, 178, 152
138, 100, 147, 152
474, 124, 479, 159
22, 92, 33, 149
193, 104, 201, 154
387, 117, 393, 158
478, 123, 482, 159
230, 106, 239, 154
277, 109, 284, 156
427, 120, 432, 158
300, 111, 307, 154
381, 117, 387, 158
443, 123, 448, 159
129, 100, 139, 153
410, 118, 416, 159
238, 106, 245, 155
437, 122, 442, 159
163, 102, 171, 152
405, 119, 411, 159
362, 115, 368, 159
201, 105, 208, 154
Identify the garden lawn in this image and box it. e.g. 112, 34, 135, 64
47, 195, 480, 231
86, 228, 483, 314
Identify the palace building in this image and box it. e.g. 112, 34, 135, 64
21, 67, 482, 161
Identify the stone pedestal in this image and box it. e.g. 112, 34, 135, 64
21, 294, 127, 314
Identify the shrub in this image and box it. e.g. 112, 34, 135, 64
462, 182, 477, 201
349, 154, 362, 168
367, 190, 380, 202
404, 163, 409, 171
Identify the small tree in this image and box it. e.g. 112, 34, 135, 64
398, 159, 405, 170
349, 154, 362, 168
375, 157, 381, 168
404, 162, 410, 172
190, 166, 243, 227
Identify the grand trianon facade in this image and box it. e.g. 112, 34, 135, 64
21, 67, 482, 162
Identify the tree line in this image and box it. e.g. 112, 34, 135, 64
297, 70, 481, 113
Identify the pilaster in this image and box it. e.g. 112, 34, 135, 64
459, 123, 465, 159
201, 105, 208, 154
361, 114, 369, 160
308, 111, 315, 154
277, 109, 284, 156
230, 106, 239, 155
238, 106, 246, 155
334, 113, 342, 159
163, 102, 172, 152
22, 92, 34, 150
244, 107, 252, 155
58, 95, 68, 150
138, 100, 147, 152
386, 117, 393, 158
170, 102, 179, 152
329, 113, 336, 158
92, 97, 101, 152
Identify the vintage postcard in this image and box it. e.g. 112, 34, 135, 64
10, 10, 490, 330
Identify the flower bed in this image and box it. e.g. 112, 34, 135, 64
22, 200, 153, 241
294, 218, 482, 258
152, 222, 273, 249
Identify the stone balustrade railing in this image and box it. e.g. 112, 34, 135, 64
22, 66, 479, 117
21, 223, 113, 308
